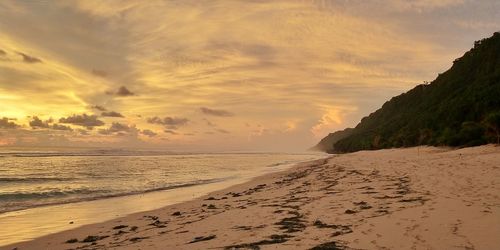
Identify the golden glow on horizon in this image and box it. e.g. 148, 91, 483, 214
0, 0, 498, 150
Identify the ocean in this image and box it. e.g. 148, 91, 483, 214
0, 148, 322, 214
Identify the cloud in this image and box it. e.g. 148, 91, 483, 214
0, 49, 6, 56
107, 122, 131, 132
29, 116, 50, 128
116, 86, 134, 96
141, 129, 157, 137
91, 69, 108, 77
101, 111, 124, 117
97, 129, 112, 135
164, 130, 178, 135
200, 107, 234, 117
216, 128, 230, 134
147, 116, 189, 129
77, 129, 89, 135
90, 105, 107, 111
16, 52, 42, 63
311, 106, 357, 138
59, 114, 104, 129
106, 86, 135, 97
388, 0, 466, 11
98, 122, 138, 136
0, 117, 19, 129
51, 123, 73, 131
203, 118, 216, 127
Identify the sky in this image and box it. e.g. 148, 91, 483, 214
0, 0, 498, 151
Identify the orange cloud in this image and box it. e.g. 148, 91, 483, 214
311, 106, 357, 138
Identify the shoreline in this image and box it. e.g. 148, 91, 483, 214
0, 157, 324, 247
4, 145, 500, 249
0, 178, 225, 215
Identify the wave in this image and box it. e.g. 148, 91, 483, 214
265, 157, 315, 168
0, 149, 197, 158
0, 150, 317, 158
0, 177, 76, 183
0, 151, 171, 158
266, 160, 295, 167
0, 188, 100, 201
0, 178, 227, 213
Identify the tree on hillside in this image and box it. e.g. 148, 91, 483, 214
458, 121, 486, 146
484, 112, 500, 144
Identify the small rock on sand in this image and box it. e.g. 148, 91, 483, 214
112, 225, 128, 230
65, 238, 78, 244
345, 209, 357, 214
189, 235, 216, 243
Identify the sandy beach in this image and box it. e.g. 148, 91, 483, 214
4, 145, 500, 250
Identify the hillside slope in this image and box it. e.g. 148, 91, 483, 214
318, 32, 500, 153
310, 128, 353, 152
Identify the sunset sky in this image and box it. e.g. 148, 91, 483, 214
0, 0, 498, 151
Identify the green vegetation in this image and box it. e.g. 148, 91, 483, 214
484, 111, 500, 144
310, 128, 353, 152
319, 32, 500, 153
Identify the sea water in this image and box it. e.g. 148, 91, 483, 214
0, 148, 325, 246
0, 148, 322, 214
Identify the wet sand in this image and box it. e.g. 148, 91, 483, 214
4, 145, 500, 249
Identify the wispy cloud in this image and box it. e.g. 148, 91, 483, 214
164, 130, 178, 135
98, 122, 136, 135
101, 111, 124, 118
200, 107, 234, 117
16, 52, 42, 63
216, 128, 230, 134
147, 116, 189, 130
91, 69, 108, 77
203, 118, 216, 127
90, 105, 107, 111
106, 86, 135, 97
141, 129, 157, 137
51, 123, 72, 131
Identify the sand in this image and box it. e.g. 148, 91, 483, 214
3, 145, 500, 250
